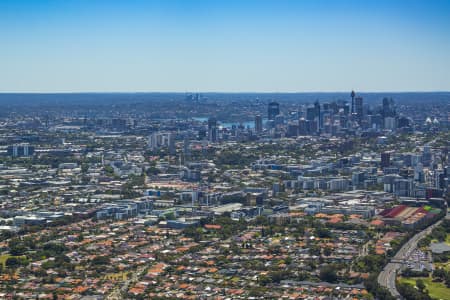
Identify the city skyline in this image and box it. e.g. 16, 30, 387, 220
1, 0, 450, 92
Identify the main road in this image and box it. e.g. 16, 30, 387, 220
378, 214, 448, 299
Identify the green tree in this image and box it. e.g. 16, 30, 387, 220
416, 279, 425, 292
91, 256, 110, 265
8, 239, 27, 256
319, 265, 338, 283
5, 257, 25, 268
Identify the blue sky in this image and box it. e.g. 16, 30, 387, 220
1, 0, 450, 92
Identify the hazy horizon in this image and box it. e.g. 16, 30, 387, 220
1, 91, 450, 94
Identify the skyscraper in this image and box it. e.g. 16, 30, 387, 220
168, 133, 176, 155
382, 97, 396, 118
268, 102, 280, 120
183, 136, 190, 163
314, 100, 321, 129
286, 122, 299, 137
306, 106, 316, 121
381, 152, 391, 168
208, 117, 218, 142
355, 96, 363, 123
255, 114, 263, 133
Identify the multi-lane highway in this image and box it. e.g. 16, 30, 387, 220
378, 216, 447, 299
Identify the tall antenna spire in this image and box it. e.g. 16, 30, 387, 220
350, 90, 356, 114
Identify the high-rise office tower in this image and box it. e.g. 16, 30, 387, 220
382, 97, 397, 130
286, 122, 299, 137
355, 96, 363, 123
298, 118, 307, 135
168, 133, 176, 155
382, 97, 396, 118
314, 100, 321, 129
306, 106, 316, 121
183, 136, 190, 163
255, 114, 263, 133
381, 152, 391, 168
268, 101, 280, 120
208, 117, 218, 142
422, 145, 432, 167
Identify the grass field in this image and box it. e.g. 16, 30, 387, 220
0, 254, 9, 268
104, 272, 129, 281
399, 277, 450, 300
0, 254, 26, 268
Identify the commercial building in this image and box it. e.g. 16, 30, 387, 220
7, 143, 35, 157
